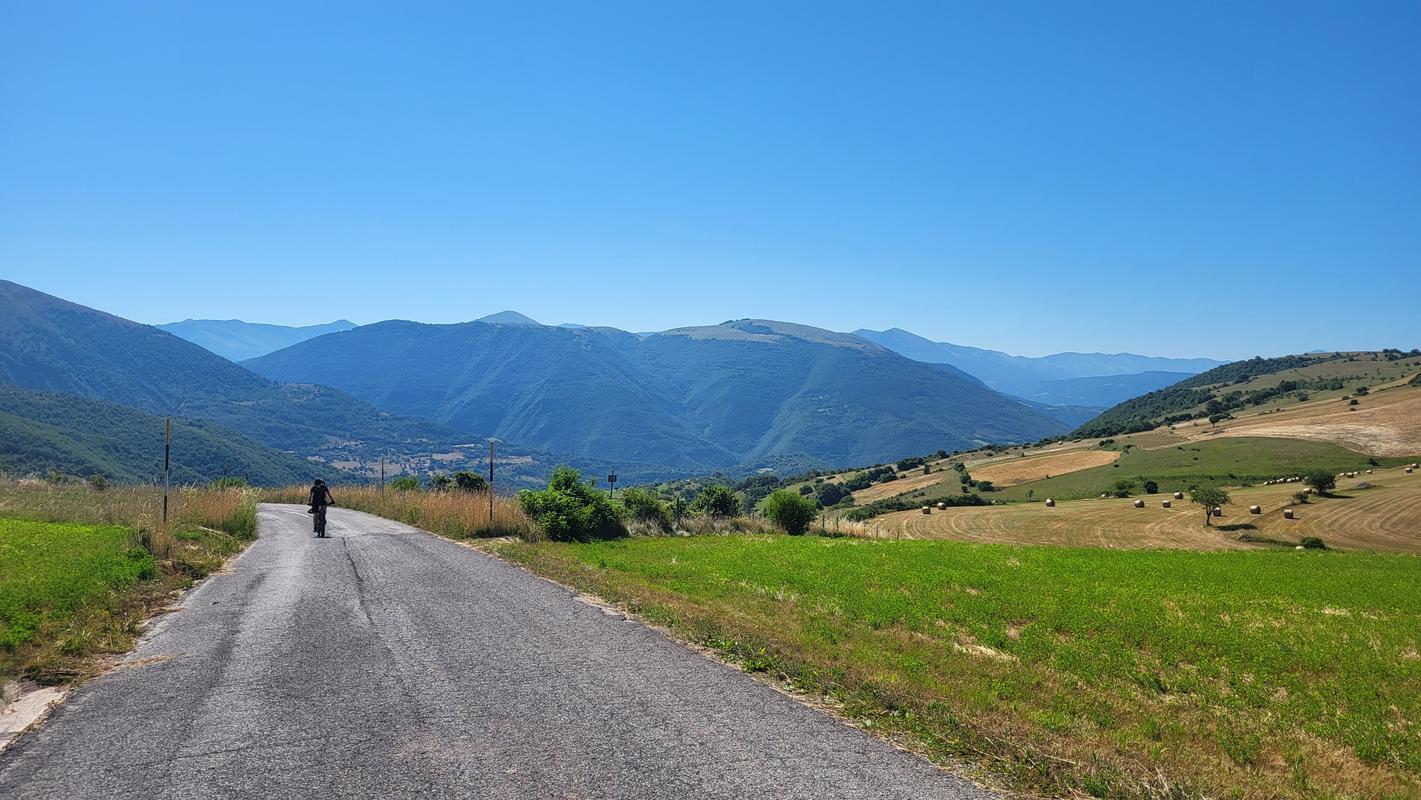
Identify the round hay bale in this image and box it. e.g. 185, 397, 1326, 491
1303, 487, 1314, 494
921, 506, 931, 514
1133, 499, 1144, 508
1283, 508, 1295, 519
936, 501, 947, 511
1212, 507, 1223, 517
1162, 500, 1171, 508
1173, 491, 1184, 499
1407, 467, 1414, 474
1249, 505, 1261, 514
1045, 498, 1055, 507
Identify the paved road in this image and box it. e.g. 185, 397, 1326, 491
0, 505, 996, 799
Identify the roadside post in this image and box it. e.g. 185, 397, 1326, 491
488, 439, 496, 522
161, 417, 171, 540
608, 472, 618, 498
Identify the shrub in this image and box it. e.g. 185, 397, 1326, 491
1300, 536, 1326, 550
617, 487, 671, 533
976, 480, 995, 492
453, 471, 487, 492
798, 484, 814, 495
518, 466, 626, 542
1143, 480, 1159, 495
761, 489, 817, 535
428, 473, 454, 492
1293, 491, 1310, 504
814, 482, 852, 507
209, 476, 247, 489
86, 474, 108, 492
1304, 470, 1336, 495
389, 476, 420, 492
1112, 479, 1135, 498
690, 484, 740, 517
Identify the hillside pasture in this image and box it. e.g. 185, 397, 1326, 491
1206, 384, 1421, 456
868, 465, 1421, 553
969, 448, 1120, 487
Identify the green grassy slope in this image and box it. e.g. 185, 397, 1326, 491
0, 386, 321, 485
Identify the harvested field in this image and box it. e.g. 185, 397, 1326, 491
971, 448, 1120, 487
1207, 387, 1421, 456
867, 465, 1421, 554
851, 469, 946, 502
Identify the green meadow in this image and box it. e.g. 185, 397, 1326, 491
500, 535, 1421, 799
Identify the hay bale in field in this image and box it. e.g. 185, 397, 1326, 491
1133, 499, 1145, 508
1045, 498, 1055, 507
1173, 491, 1184, 499
1249, 505, 1261, 514
1303, 487, 1314, 494
936, 501, 947, 510
921, 506, 931, 514
1408, 467, 1414, 474
1212, 507, 1223, 517
1162, 500, 1171, 508
1283, 508, 1295, 519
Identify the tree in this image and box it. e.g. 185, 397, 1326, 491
518, 466, 626, 542
453, 471, 487, 492
1143, 480, 1159, 495
389, 475, 420, 492
87, 473, 108, 492
1189, 486, 1230, 526
690, 484, 739, 517
761, 489, 817, 535
815, 482, 852, 507
428, 473, 454, 492
1304, 470, 1336, 495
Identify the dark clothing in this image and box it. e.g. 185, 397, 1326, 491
309, 485, 334, 508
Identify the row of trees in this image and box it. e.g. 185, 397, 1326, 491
517, 467, 818, 542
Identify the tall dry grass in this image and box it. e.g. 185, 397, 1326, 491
261, 485, 536, 540
0, 478, 259, 557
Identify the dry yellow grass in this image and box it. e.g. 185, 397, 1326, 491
970, 448, 1121, 487
850, 469, 945, 502
261, 485, 535, 539
1204, 385, 1421, 456
866, 465, 1421, 553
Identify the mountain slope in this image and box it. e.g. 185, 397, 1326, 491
854, 328, 1222, 401
157, 319, 357, 361
0, 281, 562, 486
247, 318, 1067, 472
0, 385, 321, 485
1008, 371, 1195, 409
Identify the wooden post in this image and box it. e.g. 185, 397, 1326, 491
161, 417, 171, 540
487, 440, 495, 522
380, 457, 385, 497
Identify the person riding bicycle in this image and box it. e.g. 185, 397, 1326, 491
308, 479, 335, 537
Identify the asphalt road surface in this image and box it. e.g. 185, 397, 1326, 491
0, 505, 997, 799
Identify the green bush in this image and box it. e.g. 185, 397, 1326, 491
617, 487, 671, 533
1304, 470, 1336, 494
761, 489, 817, 535
814, 482, 852, 507
518, 466, 626, 542
1300, 536, 1327, 550
689, 484, 740, 517
388, 475, 420, 492
209, 476, 247, 489
453, 471, 487, 492
428, 473, 454, 492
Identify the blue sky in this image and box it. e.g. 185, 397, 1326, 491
2, 1, 1417, 359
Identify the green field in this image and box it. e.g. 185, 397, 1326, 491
499, 536, 1421, 799
0, 483, 254, 682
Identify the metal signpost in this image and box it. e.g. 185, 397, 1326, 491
607, 472, 617, 498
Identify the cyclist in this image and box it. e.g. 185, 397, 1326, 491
308, 479, 335, 537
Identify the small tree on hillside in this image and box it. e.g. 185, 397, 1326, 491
762, 489, 817, 535
453, 471, 487, 493
1189, 486, 1230, 526
690, 484, 740, 517
1304, 470, 1336, 495
428, 473, 454, 492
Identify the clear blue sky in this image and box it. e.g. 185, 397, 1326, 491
2, 2, 1417, 359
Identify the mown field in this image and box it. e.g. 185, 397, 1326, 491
0, 481, 255, 682
498, 535, 1421, 799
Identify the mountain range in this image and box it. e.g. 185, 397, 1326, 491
245, 318, 1069, 475
156, 319, 358, 362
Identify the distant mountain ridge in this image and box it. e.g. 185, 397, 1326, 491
246, 317, 1068, 474
853, 327, 1224, 407
157, 318, 358, 361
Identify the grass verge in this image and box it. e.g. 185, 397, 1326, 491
493, 535, 1421, 799
0, 480, 256, 684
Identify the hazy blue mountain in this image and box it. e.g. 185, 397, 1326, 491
0, 281, 569, 487
853, 328, 1220, 404
157, 318, 357, 361
1008, 371, 1196, 409
0, 385, 322, 485
247, 317, 1067, 474
477, 311, 541, 326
